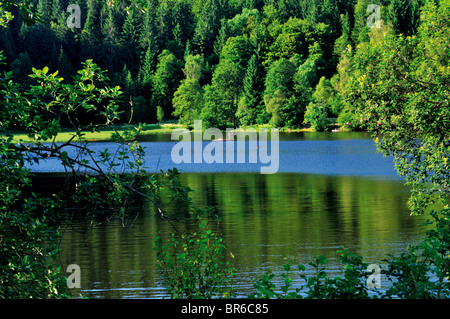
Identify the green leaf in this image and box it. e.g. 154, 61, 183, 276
317, 255, 328, 265
22, 255, 29, 265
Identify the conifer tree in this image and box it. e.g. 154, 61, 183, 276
36, 0, 51, 24
155, 0, 173, 50
50, 0, 62, 22
10, 52, 32, 82
351, 0, 371, 45
121, 9, 142, 71
0, 27, 16, 62
138, 36, 158, 94
236, 54, 265, 125
171, 0, 194, 47
81, 0, 101, 61
56, 45, 73, 80
100, 1, 120, 74
139, 0, 158, 52
333, 12, 351, 57
192, 0, 223, 57
319, 0, 340, 34
49, 42, 59, 72
389, 0, 421, 36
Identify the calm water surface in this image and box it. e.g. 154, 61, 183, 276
48, 132, 429, 298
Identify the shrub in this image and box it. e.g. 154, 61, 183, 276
153, 219, 236, 299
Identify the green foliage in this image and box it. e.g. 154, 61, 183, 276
3, 0, 449, 301
5, 0, 419, 128
236, 54, 265, 126
156, 105, 164, 123
0, 1, 40, 26
172, 78, 203, 127
263, 17, 329, 67
11, 52, 33, 81
152, 49, 183, 117
250, 248, 372, 299
303, 101, 330, 131
202, 56, 244, 128
0, 42, 197, 298
286, 43, 323, 127
389, 0, 421, 37
172, 54, 204, 127
0, 50, 119, 298
0, 140, 69, 298
303, 76, 340, 131
251, 207, 450, 299
383, 208, 450, 299
153, 219, 236, 299
246, 0, 450, 300
341, 0, 450, 215
263, 57, 297, 126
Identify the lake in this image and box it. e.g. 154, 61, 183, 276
34, 131, 429, 298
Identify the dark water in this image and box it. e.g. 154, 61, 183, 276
51, 132, 429, 298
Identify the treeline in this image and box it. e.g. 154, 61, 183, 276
0, 0, 424, 130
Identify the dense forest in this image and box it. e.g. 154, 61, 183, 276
1, 0, 449, 299
0, 0, 424, 130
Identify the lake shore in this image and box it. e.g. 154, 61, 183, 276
8, 122, 352, 143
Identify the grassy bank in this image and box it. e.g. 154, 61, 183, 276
8, 123, 184, 143
8, 122, 349, 143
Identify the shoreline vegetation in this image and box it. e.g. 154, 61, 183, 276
2, 0, 448, 301
8, 121, 350, 143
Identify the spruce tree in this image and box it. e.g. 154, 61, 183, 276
389, 0, 421, 36
81, 0, 101, 61
236, 54, 264, 126
56, 45, 73, 80
100, 1, 120, 74
351, 0, 371, 45
333, 12, 351, 57
121, 9, 142, 71
138, 36, 158, 95
36, 0, 51, 24
0, 27, 17, 62
155, 0, 172, 50
10, 52, 32, 82
50, 0, 62, 22
49, 42, 59, 72
192, 0, 223, 57
319, 0, 340, 35
139, 0, 158, 52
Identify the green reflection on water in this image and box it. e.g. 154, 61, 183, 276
58, 172, 429, 299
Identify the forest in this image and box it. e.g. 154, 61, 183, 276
1, 0, 449, 301
0, 0, 424, 130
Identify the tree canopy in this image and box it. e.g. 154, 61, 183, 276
0, 0, 434, 131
